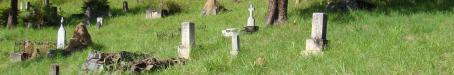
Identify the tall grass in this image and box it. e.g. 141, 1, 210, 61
0, 0, 453, 74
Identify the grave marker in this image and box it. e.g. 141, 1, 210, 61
178, 22, 195, 59
49, 64, 60, 75
302, 13, 327, 55
244, 2, 258, 32
222, 28, 240, 57
57, 17, 65, 49
96, 17, 102, 28
123, 1, 128, 12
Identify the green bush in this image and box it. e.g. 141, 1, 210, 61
82, 0, 110, 20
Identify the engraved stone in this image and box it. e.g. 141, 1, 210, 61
57, 17, 65, 49
178, 22, 195, 59
303, 13, 327, 56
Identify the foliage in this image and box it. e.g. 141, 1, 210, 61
0, 8, 8, 27
22, 2, 61, 28
82, 0, 110, 19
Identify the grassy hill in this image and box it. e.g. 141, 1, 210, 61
0, 0, 453, 74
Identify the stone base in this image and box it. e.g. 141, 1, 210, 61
302, 39, 326, 56
243, 26, 258, 32
178, 45, 190, 59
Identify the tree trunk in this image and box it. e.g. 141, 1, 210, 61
265, 0, 278, 25
7, 0, 18, 28
277, 0, 288, 24
266, 0, 287, 25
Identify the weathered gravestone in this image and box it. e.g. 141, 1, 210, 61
57, 17, 65, 49
244, 3, 258, 32
302, 13, 327, 56
146, 8, 162, 19
96, 17, 102, 28
26, 2, 31, 10
49, 64, 60, 75
178, 22, 195, 59
123, 1, 128, 12
85, 7, 91, 27
43, 0, 49, 6
222, 28, 240, 57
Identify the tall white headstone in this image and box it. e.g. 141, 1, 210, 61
178, 22, 195, 59
247, 3, 255, 27
244, 2, 258, 32
222, 28, 240, 57
303, 13, 327, 56
57, 17, 65, 49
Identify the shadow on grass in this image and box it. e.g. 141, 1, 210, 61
294, 0, 454, 23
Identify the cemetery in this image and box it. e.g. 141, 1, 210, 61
0, 0, 454, 74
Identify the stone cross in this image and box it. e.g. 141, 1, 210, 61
247, 3, 255, 27
57, 17, 65, 49
96, 17, 103, 28
244, 2, 258, 32
49, 64, 60, 75
178, 22, 195, 59
123, 1, 129, 12
303, 13, 327, 55
222, 28, 240, 57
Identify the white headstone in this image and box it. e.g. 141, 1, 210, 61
222, 28, 240, 57
303, 13, 327, 55
19, 1, 23, 11
57, 17, 65, 49
247, 3, 255, 27
96, 17, 103, 28
178, 22, 195, 59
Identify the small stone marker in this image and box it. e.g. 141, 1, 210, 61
57, 17, 65, 49
146, 9, 162, 19
302, 13, 328, 56
178, 22, 195, 59
123, 1, 128, 12
96, 17, 103, 28
222, 28, 240, 57
49, 64, 60, 75
9, 52, 25, 62
26, 2, 31, 10
244, 2, 258, 32
44, 0, 49, 6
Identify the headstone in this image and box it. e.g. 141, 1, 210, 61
96, 17, 102, 28
222, 28, 240, 57
123, 1, 128, 12
44, 0, 49, 6
9, 52, 26, 62
19, 1, 23, 11
146, 9, 162, 19
85, 7, 91, 27
302, 13, 327, 55
49, 64, 60, 75
244, 3, 258, 32
57, 17, 65, 49
26, 2, 30, 10
178, 22, 195, 59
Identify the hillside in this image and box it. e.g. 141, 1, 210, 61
0, 0, 453, 74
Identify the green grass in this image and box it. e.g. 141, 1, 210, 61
1, 0, 454, 74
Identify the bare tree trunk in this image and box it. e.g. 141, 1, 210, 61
7, 0, 18, 28
265, 0, 278, 25
277, 0, 288, 24
266, 0, 288, 25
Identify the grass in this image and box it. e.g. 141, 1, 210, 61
1, 0, 454, 74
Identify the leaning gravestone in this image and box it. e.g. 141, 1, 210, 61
222, 28, 240, 57
302, 13, 328, 56
244, 2, 258, 32
178, 22, 195, 59
96, 17, 102, 28
57, 17, 65, 49
123, 1, 128, 12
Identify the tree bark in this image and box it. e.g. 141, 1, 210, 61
7, 0, 18, 28
277, 0, 288, 24
265, 0, 278, 25
266, 0, 288, 25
